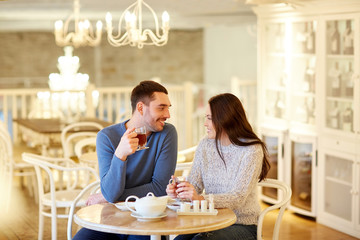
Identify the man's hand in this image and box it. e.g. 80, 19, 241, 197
86, 192, 108, 206
115, 127, 138, 161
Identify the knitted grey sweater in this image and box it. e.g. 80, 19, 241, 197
187, 138, 263, 225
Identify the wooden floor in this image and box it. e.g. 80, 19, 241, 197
0, 180, 358, 240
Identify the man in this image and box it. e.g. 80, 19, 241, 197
73, 80, 178, 240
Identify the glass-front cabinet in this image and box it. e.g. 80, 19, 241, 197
290, 21, 317, 128
261, 20, 317, 130
317, 137, 359, 238
262, 22, 288, 123
288, 131, 317, 217
325, 19, 357, 134
259, 18, 318, 216
259, 125, 287, 204
255, 2, 360, 237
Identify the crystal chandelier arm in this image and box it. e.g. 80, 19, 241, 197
83, 21, 103, 47
63, 13, 75, 34
142, 1, 161, 36
54, 0, 102, 48
142, 28, 168, 46
105, 0, 169, 48
106, 2, 137, 40
107, 31, 130, 47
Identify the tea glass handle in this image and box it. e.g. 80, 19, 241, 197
125, 195, 138, 214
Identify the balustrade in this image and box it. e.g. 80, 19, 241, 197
0, 81, 256, 150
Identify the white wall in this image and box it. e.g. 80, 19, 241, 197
204, 20, 258, 90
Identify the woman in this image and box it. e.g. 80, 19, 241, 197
166, 93, 270, 240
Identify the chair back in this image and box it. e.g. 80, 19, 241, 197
0, 127, 37, 210
178, 145, 197, 161
22, 153, 99, 202
0, 129, 13, 172
175, 146, 196, 178
257, 179, 292, 240
74, 137, 97, 159
0, 130, 13, 207
61, 122, 103, 158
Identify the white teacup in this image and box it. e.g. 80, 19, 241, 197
125, 192, 168, 217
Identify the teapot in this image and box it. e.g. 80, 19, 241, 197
125, 192, 169, 217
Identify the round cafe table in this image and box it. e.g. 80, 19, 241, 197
74, 203, 237, 240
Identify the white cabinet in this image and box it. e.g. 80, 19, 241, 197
322, 18, 359, 135
257, 15, 318, 216
253, 1, 360, 237
317, 15, 360, 238
287, 131, 317, 217
259, 19, 317, 132
259, 125, 287, 204
317, 137, 359, 238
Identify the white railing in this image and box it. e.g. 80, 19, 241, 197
0, 80, 256, 151
92, 83, 194, 149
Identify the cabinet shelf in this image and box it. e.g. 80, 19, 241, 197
266, 86, 287, 92
327, 55, 354, 60
267, 52, 286, 57
326, 96, 353, 103
292, 91, 316, 97
292, 53, 316, 58
325, 176, 352, 187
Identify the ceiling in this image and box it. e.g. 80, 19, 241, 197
0, 0, 260, 31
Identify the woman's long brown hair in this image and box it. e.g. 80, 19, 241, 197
208, 93, 270, 181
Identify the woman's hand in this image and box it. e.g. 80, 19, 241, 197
176, 181, 204, 201
166, 175, 178, 199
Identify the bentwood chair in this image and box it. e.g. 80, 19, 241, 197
257, 179, 292, 240
74, 137, 97, 160
74, 136, 98, 184
22, 152, 99, 240
59, 122, 102, 189
0, 126, 37, 211
175, 146, 197, 178
170, 179, 291, 240
67, 180, 101, 240
60, 121, 103, 159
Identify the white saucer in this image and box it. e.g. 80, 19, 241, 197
167, 202, 181, 211
114, 202, 135, 211
130, 212, 167, 222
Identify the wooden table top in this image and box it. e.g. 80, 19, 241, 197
74, 203, 236, 236
14, 117, 112, 133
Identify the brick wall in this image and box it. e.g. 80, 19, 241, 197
0, 30, 203, 87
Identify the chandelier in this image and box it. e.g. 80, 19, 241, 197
48, 46, 89, 91
54, 0, 102, 48
105, 0, 170, 49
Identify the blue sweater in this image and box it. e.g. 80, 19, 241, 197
96, 121, 178, 202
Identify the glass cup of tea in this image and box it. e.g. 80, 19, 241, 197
169, 176, 187, 201
135, 126, 148, 151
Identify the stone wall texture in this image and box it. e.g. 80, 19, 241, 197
0, 30, 203, 88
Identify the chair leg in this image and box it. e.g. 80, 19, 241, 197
38, 208, 44, 240
6, 173, 13, 212
26, 175, 34, 197
51, 208, 58, 240
31, 175, 39, 204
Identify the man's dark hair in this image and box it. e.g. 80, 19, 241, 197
130, 80, 168, 113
